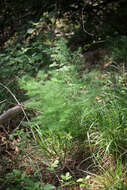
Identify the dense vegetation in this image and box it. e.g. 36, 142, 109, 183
0, 0, 127, 189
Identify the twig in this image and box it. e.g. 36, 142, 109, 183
0, 99, 7, 104
12, 116, 25, 133
76, 156, 96, 176
77, 168, 96, 176
0, 125, 9, 136
0, 82, 20, 104
77, 156, 93, 169
82, 8, 94, 36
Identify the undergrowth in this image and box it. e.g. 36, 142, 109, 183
19, 38, 105, 159
1, 37, 127, 189
0, 32, 51, 113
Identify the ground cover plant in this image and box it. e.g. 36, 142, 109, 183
1, 37, 127, 189
1, 3, 127, 189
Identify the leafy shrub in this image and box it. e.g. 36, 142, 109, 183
0, 33, 51, 113
2, 169, 56, 190
2, 169, 43, 190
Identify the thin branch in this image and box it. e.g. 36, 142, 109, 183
12, 116, 25, 133
81, 8, 94, 36
76, 155, 96, 176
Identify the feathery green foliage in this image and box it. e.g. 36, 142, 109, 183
20, 38, 104, 160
